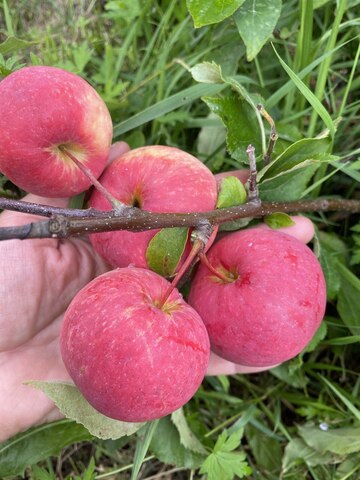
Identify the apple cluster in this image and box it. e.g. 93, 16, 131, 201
0, 67, 327, 423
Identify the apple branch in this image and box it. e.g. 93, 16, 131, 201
246, 145, 260, 204
1, 197, 360, 241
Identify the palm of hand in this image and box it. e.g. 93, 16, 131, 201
0, 197, 108, 442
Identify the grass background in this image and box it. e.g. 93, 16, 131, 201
0, 0, 360, 478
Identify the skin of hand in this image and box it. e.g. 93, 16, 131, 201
0, 147, 315, 442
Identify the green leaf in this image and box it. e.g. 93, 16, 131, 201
203, 94, 262, 164
131, 421, 159, 480
200, 430, 251, 480
272, 45, 336, 138
187, 0, 246, 28
217, 176, 247, 208
336, 262, 360, 335
282, 438, 335, 473
190, 61, 223, 83
298, 425, 360, 455
258, 137, 331, 182
264, 213, 295, 229
27, 381, 144, 440
0, 36, 35, 56
301, 321, 327, 355
234, 0, 282, 61
146, 227, 189, 277
317, 232, 346, 301
150, 416, 206, 469
0, 420, 92, 478
171, 408, 207, 455
245, 424, 282, 473
259, 161, 320, 202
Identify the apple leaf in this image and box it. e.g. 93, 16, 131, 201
234, 0, 282, 61
27, 381, 145, 440
336, 261, 360, 335
146, 227, 189, 277
171, 408, 207, 455
186, 0, 246, 28
199, 429, 252, 480
203, 94, 262, 165
257, 137, 332, 182
217, 176, 247, 208
150, 416, 206, 469
191, 61, 223, 83
0, 419, 92, 478
0, 36, 35, 56
264, 213, 295, 229
298, 425, 360, 455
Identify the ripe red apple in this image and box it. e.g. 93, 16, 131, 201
89, 145, 218, 270
0, 66, 113, 197
60, 267, 210, 422
188, 229, 327, 367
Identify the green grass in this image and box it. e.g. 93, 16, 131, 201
0, 0, 360, 478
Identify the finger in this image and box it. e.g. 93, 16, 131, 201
106, 141, 130, 165
256, 215, 315, 244
206, 351, 279, 376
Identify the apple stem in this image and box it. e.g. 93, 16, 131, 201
246, 145, 260, 204
158, 238, 205, 309
59, 147, 126, 213
257, 104, 278, 165
198, 252, 234, 283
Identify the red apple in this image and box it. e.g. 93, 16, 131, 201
89, 145, 218, 270
0, 66, 113, 197
188, 229, 326, 367
60, 267, 210, 422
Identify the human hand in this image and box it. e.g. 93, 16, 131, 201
0, 157, 314, 442
0, 142, 129, 442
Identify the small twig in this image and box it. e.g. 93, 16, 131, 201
246, 144, 260, 204
257, 104, 278, 165
59, 146, 126, 212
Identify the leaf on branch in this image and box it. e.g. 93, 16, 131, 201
200, 429, 252, 480
186, 0, 246, 28
234, 0, 282, 61
146, 227, 189, 277
26, 381, 145, 440
217, 176, 247, 208
203, 94, 262, 165
264, 212, 295, 229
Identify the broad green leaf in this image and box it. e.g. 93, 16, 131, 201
336, 262, 360, 335
171, 408, 207, 455
200, 430, 251, 480
282, 438, 335, 473
146, 227, 189, 277
272, 46, 336, 138
257, 137, 331, 182
27, 381, 144, 440
234, 0, 282, 61
150, 416, 206, 469
217, 176, 247, 208
113, 83, 225, 137
264, 213, 295, 229
301, 321, 327, 354
191, 61, 223, 83
245, 424, 282, 473
0, 36, 35, 56
298, 425, 360, 455
187, 0, 246, 28
204, 94, 262, 164
259, 161, 320, 202
0, 420, 92, 478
